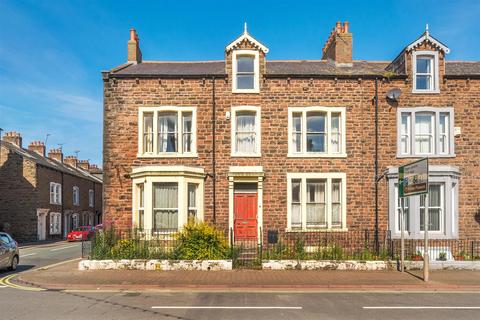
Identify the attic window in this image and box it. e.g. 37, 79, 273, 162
413, 51, 439, 93
232, 50, 259, 93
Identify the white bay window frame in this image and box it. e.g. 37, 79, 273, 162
137, 106, 197, 158
231, 106, 261, 157
232, 50, 260, 93
287, 172, 347, 231
288, 107, 346, 157
396, 107, 454, 157
131, 166, 204, 233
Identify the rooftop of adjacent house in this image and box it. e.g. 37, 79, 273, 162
0, 140, 102, 184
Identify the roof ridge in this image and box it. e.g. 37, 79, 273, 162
142, 60, 224, 64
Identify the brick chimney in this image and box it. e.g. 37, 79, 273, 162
77, 160, 90, 171
28, 141, 46, 157
64, 155, 78, 168
48, 148, 63, 162
89, 164, 102, 174
322, 21, 353, 66
127, 28, 142, 64
2, 131, 22, 148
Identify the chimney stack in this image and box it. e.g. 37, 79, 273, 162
3, 131, 22, 148
48, 148, 64, 162
28, 141, 46, 157
77, 160, 90, 171
127, 28, 142, 64
64, 155, 78, 168
322, 21, 352, 66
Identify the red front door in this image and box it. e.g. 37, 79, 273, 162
234, 193, 258, 241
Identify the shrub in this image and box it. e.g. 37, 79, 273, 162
172, 220, 229, 260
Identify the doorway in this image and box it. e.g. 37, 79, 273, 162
233, 183, 258, 241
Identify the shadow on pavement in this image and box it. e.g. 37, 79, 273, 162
0, 265, 35, 276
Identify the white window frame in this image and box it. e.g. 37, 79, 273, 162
286, 172, 347, 231
50, 182, 62, 205
231, 106, 261, 157
232, 50, 260, 93
388, 166, 459, 239
73, 186, 80, 206
288, 106, 346, 157
396, 107, 455, 157
49, 212, 62, 235
88, 189, 94, 207
137, 106, 197, 158
412, 51, 439, 93
131, 166, 205, 233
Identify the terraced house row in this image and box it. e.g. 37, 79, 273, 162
102, 22, 480, 243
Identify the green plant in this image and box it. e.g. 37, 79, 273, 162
172, 220, 229, 260
314, 243, 345, 260
293, 237, 306, 260
438, 251, 447, 261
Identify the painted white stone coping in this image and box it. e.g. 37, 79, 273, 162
262, 260, 391, 271
403, 260, 480, 271
79, 259, 232, 271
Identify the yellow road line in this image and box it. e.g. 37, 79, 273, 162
0, 274, 45, 292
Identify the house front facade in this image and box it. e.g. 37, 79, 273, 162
102, 23, 480, 244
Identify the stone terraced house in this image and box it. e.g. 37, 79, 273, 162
0, 132, 103, 242
102, 22, 480, 247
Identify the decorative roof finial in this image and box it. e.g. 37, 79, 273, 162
425, 23, 429, 35
244, 22, 248, 34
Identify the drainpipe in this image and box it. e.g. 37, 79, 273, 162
212, 76, 217, 224
61, 171, 64, 238
374, 78, 379, 254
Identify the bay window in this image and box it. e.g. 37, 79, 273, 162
397, 107, 454, 157
288, 107, 346, 157
287, 173, 347, 231
138, 107, 196, 157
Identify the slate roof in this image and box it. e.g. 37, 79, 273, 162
1, 141, 102, 184
109, 60, 480, 78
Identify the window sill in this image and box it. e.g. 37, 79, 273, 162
231, 153, 262, 158
396, 153, 456, 159
411, 89, 440, 94
50, 203, 62, 206
137, 153, 198, 158
287, 153, 347, 158
285, 228, 348, 233
232, 89, 260, 94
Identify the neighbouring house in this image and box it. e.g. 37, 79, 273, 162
0, 132, 103, 242
102, 22, 480, 245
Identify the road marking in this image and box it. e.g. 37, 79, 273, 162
36, 257, 81, 270
22, 253, 37, 257
50, 245, 78, 252
152, 306, 302, 310
363, 306, 480, 310
0, 274, 45, 292
0, 285, 7, 288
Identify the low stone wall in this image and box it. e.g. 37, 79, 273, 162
262, 260, 391, 270
403, 260, 480, 271
79, 259, 232, 271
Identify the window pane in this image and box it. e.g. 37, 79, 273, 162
416, 57, 432, 73
420, 184, 442, 232
415, 113, 433, 153
332, 180, 342, 226
331, 113, 341, 153
292, 113, 302, 152
139, 184, 144, 207
291, 180, 301, 203
306, 134, 325, 152
416, 75, 431, 90
237, 56, 254, 73
439, 113, 449, 154
236, 111, 256, 153
153, 183, 178, 231
237, 75, 254, 89
143, 113, 154, 153
307, 113, 325, 132
291, 179, 302, 228
158, 112, 178, 152
188, 183, 197, 219
306, 180, 326, 227
182, 112, 192, 153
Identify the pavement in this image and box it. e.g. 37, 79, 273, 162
9, 258, 480, 292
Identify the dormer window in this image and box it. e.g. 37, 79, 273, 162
232, 50, 259, 93
412, 51, 439, 93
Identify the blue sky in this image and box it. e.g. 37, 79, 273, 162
1, 0, 479, 165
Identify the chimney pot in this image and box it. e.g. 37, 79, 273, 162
64, 155, 78, 168
322, 21, 353, 66
127, 28, 142, 64
48, 148, 64, 162
2, 131, 22, 148
77, 159, 90, 171
28, 140, 46, 157
343, 21, 350, 33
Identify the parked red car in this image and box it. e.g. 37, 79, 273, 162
67, 226, 95, 241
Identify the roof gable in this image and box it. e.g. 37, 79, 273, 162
406, 28, 450, 54
225, 23, 269, 53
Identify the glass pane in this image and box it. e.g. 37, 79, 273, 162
439, 113, 449, 153
416, 57, 432, 73
332, 180, 341, 202
429, 185, 441, 207
139, 184, 144, 207
158, 112, 178, 152
153, 183, 178, 209
291, 204, 302, 227
307, 112, 325, 132
307, 203, 326, 226
236, 112, 256, 153
188, 184, 197, 208
292, 113, 302, 131
139, 210, 144, 229
331, 114, 340, 133
306, 180, 326, 203
332, 204, 341, 225
158, 113, 177, 132
154, 210, 178, 230
416, 75, 430, 90
306, 133, 325, 152
291, 180, 301, 202
237, 75, 254, 89
183, 112, 192, 133
237, 56, 254, 73
401, 113, 409, 135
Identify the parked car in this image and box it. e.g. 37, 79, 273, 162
67, 226, 95, 242
0, 232, 19, 271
